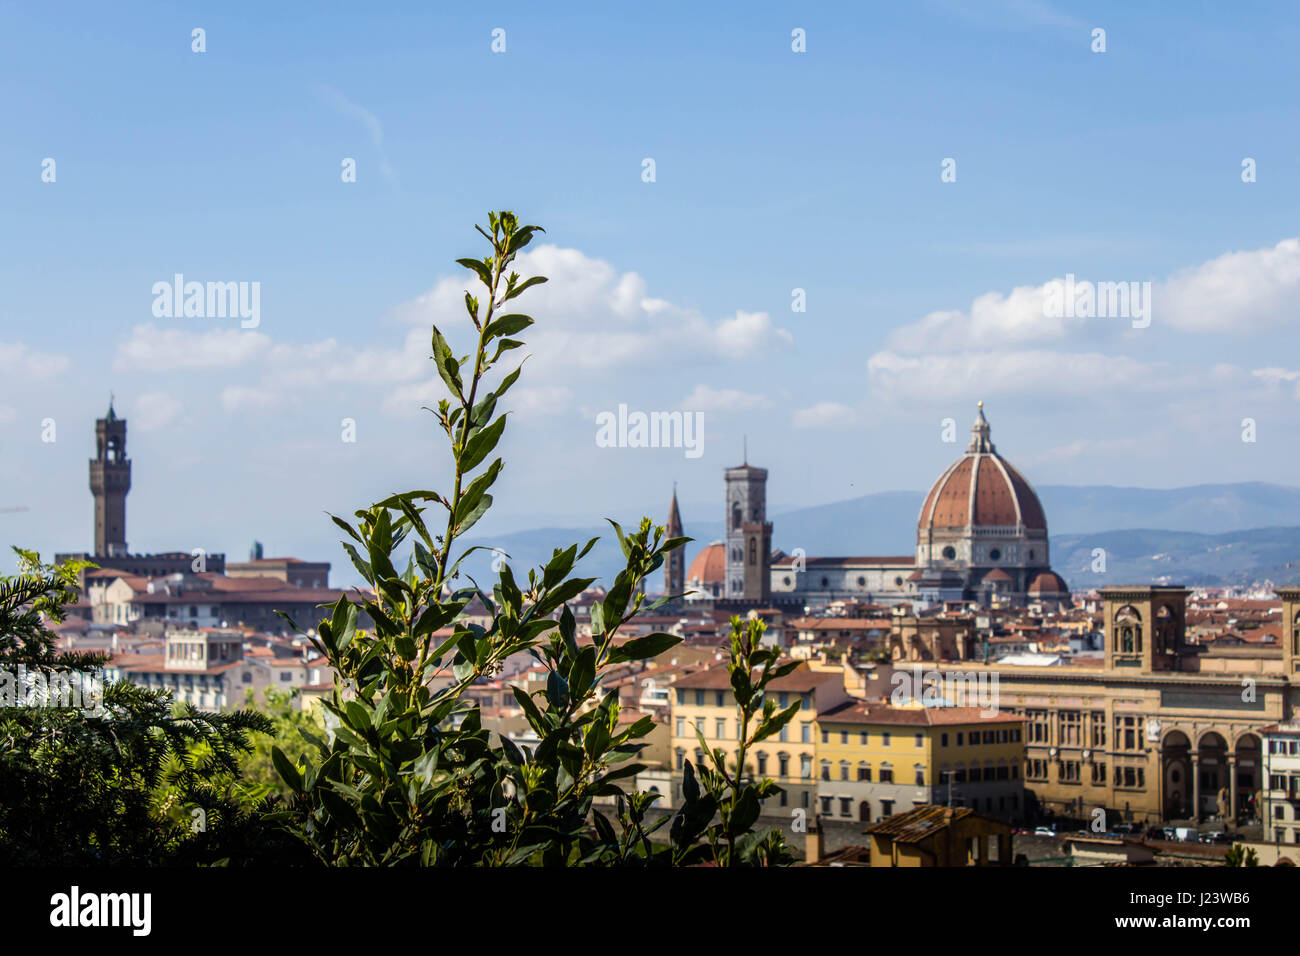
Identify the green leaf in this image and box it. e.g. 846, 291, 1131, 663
460, 414, 506, 473
485, 313, 534, 340
271, 746, 303, 794
607, 632, 682, 664
430, 326, 464, 400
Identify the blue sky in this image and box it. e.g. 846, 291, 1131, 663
3, 0, 1300, 578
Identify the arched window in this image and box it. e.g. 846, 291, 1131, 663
732, 503, 741, 530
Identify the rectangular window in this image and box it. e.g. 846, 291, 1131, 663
882, 732, 891, 747
821, 729, 829, 744
915, 733, 924, 748
801, 724, 811, 743
715, 718, 727, 739
1090, 711, 1107, 748
715, 691, 725, 707
1059, 711, 1082, 747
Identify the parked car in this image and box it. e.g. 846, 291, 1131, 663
1200, 831, 1230, 845
1112, 822, 1138, 834
1033, 826, 1057, 837
1174, 827, 1197, 842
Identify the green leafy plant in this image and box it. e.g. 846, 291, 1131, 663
1224, 844, 1258, 867
670, 616, 797, 866
0, 549, 281, 865
269, 212, 787, 866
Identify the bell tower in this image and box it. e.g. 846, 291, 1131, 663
1100, 586, 1188, 672
724, 453, 771, 604
89, 400, 131, 556
665, 485, 685, 598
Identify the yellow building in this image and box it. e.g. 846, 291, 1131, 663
814, 701, 1025, 824
671, 664, 850, 810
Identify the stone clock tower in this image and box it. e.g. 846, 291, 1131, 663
89, 401, 131, 556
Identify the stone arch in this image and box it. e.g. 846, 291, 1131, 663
1232, 731, 1262, 822
1161, 730, 1192, 820
1114, 605, 1142, 654
1196, 731, 1230, 822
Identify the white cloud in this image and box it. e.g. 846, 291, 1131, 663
792, 402, 855, 429
132, 392, 183, 431
885, 238, 1300, 355
393, 245, 794, 371
1158, 238, 1300, 333
115, 325, 271, 371
679, 385, 773, 413
221, 386, 280, 413
114, 245, 790, 419
867, 350, 1176, 402
0, 341, 70, 379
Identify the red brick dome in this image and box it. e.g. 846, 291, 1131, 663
1028, 570, 1069, 596
686, 541, 725, 587
918, 405, 1047, 532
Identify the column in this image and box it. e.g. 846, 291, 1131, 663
1191, 753, 1201, 823
1228, 754, 1238, 823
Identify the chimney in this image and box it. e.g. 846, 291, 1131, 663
806, 813, 824, 864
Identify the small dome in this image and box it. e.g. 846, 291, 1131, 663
1028, 570, 1069, 596
983, 568, 1012, 583
686, 541, 725, 587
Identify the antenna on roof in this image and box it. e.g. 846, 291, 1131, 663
743, 434, 747, 465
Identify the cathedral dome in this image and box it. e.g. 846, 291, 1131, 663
686, 541, 725, 589
1028, 570, 1069, 597
918, 405, 1047, 533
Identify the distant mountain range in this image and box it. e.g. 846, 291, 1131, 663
454, 483, 1300, 592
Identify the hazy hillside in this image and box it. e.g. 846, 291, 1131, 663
1052, 526, 1300, 589
452, 483, 1300, 591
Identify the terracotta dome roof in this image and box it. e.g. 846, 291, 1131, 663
983, 568, 1012, 583
686, 542, 725, 586
1028, 570, 1069, 595
918, 405, 1047, 532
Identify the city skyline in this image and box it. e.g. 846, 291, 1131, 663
4, 2, 1300, 577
